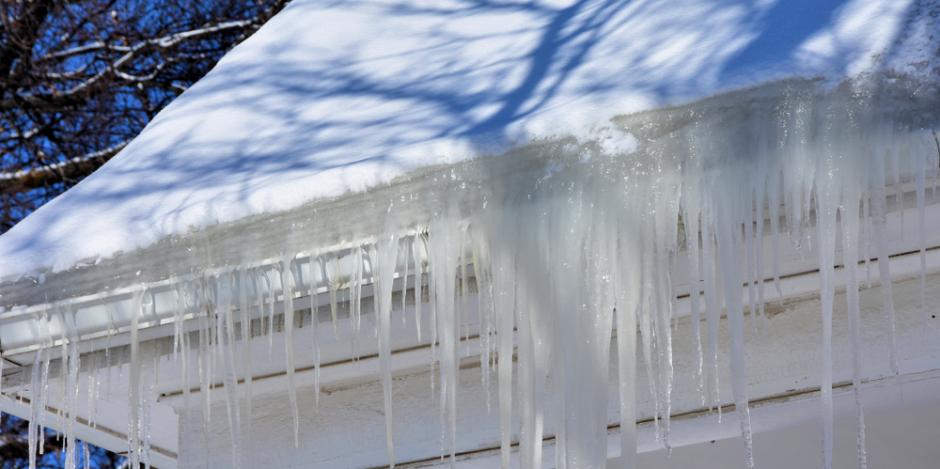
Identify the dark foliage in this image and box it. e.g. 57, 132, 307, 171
0, 0, 289, 231
0, 413, 123, 468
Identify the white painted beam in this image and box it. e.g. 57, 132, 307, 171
174, 268, 940, 467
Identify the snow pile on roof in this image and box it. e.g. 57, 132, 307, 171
0, 0, 937, 279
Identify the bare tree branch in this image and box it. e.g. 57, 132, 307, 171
0, 0, 290, 232
0, 139, 128, 186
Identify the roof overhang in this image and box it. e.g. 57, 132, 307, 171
0, 76, 939, 467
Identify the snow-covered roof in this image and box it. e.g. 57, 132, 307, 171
0, 0, 936, 280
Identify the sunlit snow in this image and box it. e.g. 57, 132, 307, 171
0, 0, 932, 279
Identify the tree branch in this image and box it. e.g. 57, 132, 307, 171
0, 140, 128, 191
0, 0, 292, 231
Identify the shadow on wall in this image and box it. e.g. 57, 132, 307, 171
5, 0, 932, 277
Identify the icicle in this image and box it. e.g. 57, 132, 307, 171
280, 258, 301, 447
326, 257, 341, 339
715, 206, 754, 469
615, 224, 641, 469
517, 268, 537, 469
197, 279, 213, 436
531, 177, 616, 469
401, 239, 410, 327
744, 201, 758, 325
427, 233, 439, 402
173, 285, 186, 368
527, 280, 549, 469
28, 324, 44, 469
86, 352, 98, 429
754, 168, 768, 325
195, 280, 211, 469
459, 234, 471, 351
637, 245, 661, 435
237, 269, 254, 443
259, 269, 275, 353
128, 291, 146, 469
871, 150, 899, 375
351, 245, 365, 357
373, 236, 400, 467
488, 218, 516, 469
650, 223, 675, 447
816, 156, 838, 469
105, 303, 115, 398
172, 288, 183, 365
216, 273, 242, 468
428, 215, 461, 465
177, 284, 192, 420
700, 210, 722, 414
309, 255, 323, 410
767, 168, 784, 298
413, 235, 424, 342
54, 327, 66, 443
141, 348, 157, 469
62, 310, 81, 469
38, 312, 51, 457
252, 270, 267, 352
841, 176, 868, 469
470, 229, 495, 412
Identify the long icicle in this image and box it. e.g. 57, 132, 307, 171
373, 235, 400, 467
490, 217, 516, 469
429, 215, 461, 466
128, 291, 145, 469
871, 147, 900, 376
237, 269, 254, 447
615, 219, 641, 468
309, 255, 323, 410
413, 235, 425, 342
816, 157, 838, 469
217, 273, 242, 468
28, 315, 45, 469
280, 258, 301, 447
715, 204, 755, 469
841, 174, 869, 469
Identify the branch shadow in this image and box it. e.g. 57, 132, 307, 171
4, 0, 928, 279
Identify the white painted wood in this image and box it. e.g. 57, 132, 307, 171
175, 268, 940, 468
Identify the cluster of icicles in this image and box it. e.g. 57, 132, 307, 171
13, 84, 940, 469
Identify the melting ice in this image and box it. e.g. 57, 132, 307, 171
7, 80, 940, 469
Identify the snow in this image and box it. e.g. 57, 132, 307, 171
0, 0, 937, 280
